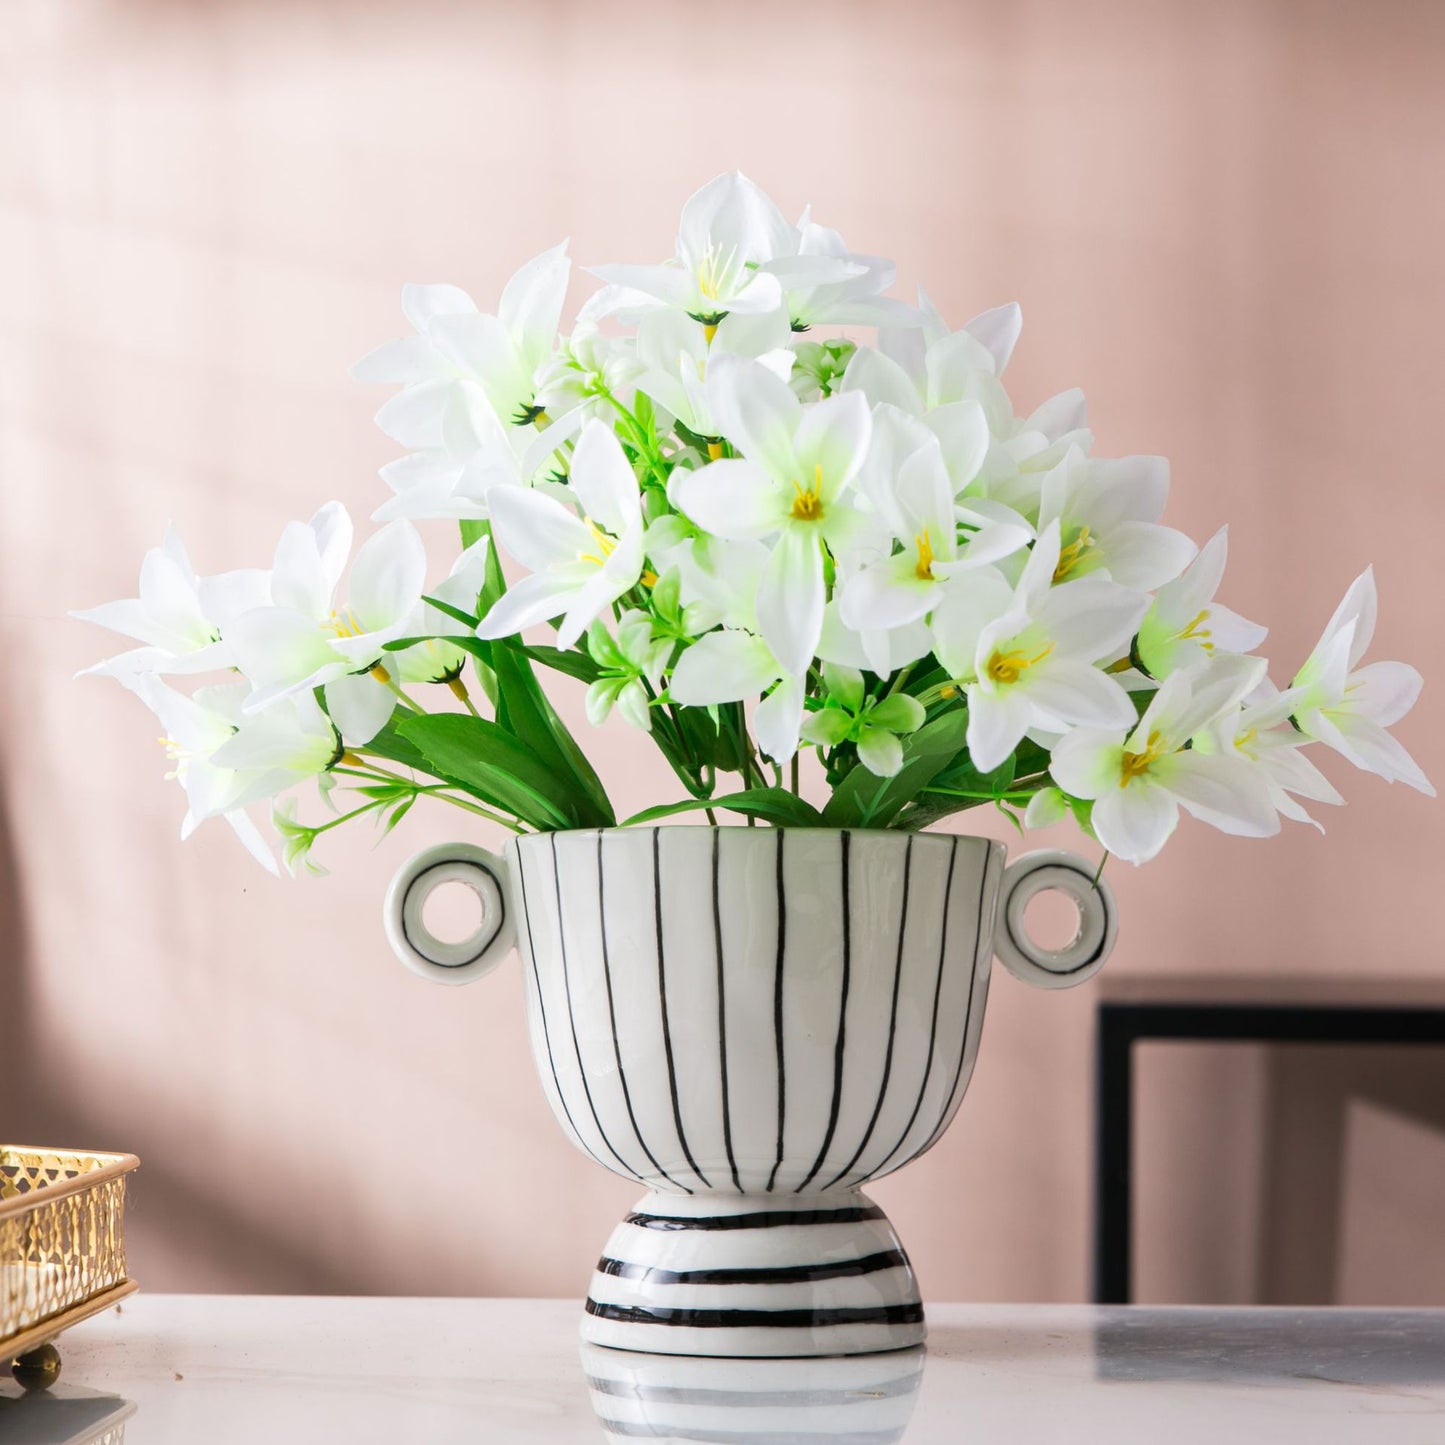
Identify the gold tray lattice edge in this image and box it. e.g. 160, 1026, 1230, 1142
1, 1146, 139, 1366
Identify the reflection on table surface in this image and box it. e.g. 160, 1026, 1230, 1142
1, 1295, 1443, 1443
0, 1390, 134, 1445
582, 1341, 925, 1442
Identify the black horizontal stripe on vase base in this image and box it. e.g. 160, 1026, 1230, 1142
623, 1205, 887, 1231
595, 1248, 910, 1287
584, 1300, 925, 1329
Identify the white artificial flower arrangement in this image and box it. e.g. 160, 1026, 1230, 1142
76, 173, 1431, 874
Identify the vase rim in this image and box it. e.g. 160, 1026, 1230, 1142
510, 824, 1005, 850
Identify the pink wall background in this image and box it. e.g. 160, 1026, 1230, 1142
2, 0, 1442, 1303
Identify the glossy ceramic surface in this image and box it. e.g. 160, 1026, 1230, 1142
384, 827, 1116, 1357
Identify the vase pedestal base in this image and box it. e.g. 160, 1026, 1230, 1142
580, 1189, 925, 1358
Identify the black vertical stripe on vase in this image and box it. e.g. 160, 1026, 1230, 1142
652, 828, 712, 1188
795, 831, 852, 1193
910, 847, 997, 1163
548, 833, 647, 1183
515, 846, 611, 1172
821, 834, 913, 1192
712, 828, 742, 1192
766, 827, 787, 1193
856, 835, 959, 1182
596, 832, 690, 1193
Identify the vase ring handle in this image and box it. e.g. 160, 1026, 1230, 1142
992, 849, 1117, 990
383, 843, 516, 986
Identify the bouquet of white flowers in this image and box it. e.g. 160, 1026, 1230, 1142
76, 173, 1431, 873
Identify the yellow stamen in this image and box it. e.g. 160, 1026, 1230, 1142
579, 522, 617, 568
640, 569, 659, 589
532, 409, 551, 428
1234, 726, 1257, 752
939, 684, 958, 700
985, 641, 1055, 686
369, 662, 391, 685
914, 530, 936, 581
1119, 730, 1168, 787
447, 677, 470, 705
707, 439, 724, 459
1177, 608, 1214, 651
703, 323, 718, 345
1053, 525, 1094, 583
790, 464, 826, 522
340, 750, 367, 768
327, 607, 365, 640
1105, 657, 1133, 674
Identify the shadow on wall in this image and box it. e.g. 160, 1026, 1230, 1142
0, 766, 352, 1292
0, 772, 33, 1135
1260, 1046, 1445, 1307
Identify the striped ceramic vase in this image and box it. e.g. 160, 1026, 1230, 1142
385, 827, 1116, 1358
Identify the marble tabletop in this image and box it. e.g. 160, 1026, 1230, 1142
2, 1295, 1442, 1443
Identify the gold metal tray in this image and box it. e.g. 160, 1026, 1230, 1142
1, 1147, 139, 1387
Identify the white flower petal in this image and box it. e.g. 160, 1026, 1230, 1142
401, 283, 476, 332
1346, 659, 1423, 728
488, 485, 592, 573
1022, 660, 1136, 730
323, 673, 396, 746
669, 629, 781, 705
707, 357, 800, 479
793, 390, 871, 495
1091, 784, 1178, 864
1102, 522, 1197, 591
754, 673, 806, 764
475, 571, 584, 640
964, 683, 1033, 772
1049, 728, 1127, 799
568, 421, 640, 536
1163, 751, 1281, 837
756, 529, 825, 677
348, 522, 426, 632
669, 459, 786, 540
962, 302, 1021, 375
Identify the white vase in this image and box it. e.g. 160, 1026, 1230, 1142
384, 827, 1115, 1359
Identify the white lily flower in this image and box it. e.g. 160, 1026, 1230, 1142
587, 172, 789, 324
839, 429, 1032, 642
1191, 683, 1344, 830
1049, 654, 1281, 863
370, 400, 568, 524
668, 359, 873, 675
1135, 527, 1267, 679
1035, 447, 1196, 590
353, 242, 571, 445
73, 525, 269, 677
761, 209, 915, 331
394, 537, 493, 686
634, 309, 793, 441
122, 676, 338, 875
668, 628, 806, 764
1289, 569, 1433, 794
224, 506, 427, 742
477, 420, 645, 649
532, 322, 642, 426
931, 522, 1147, 772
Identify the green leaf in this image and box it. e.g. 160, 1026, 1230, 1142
397, 713, 592, 831
522, 644, 604, 684
622, 788, 828, 829
489, 640, 615, 826
365, 719, 437, 777
821, 707, 970, 829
